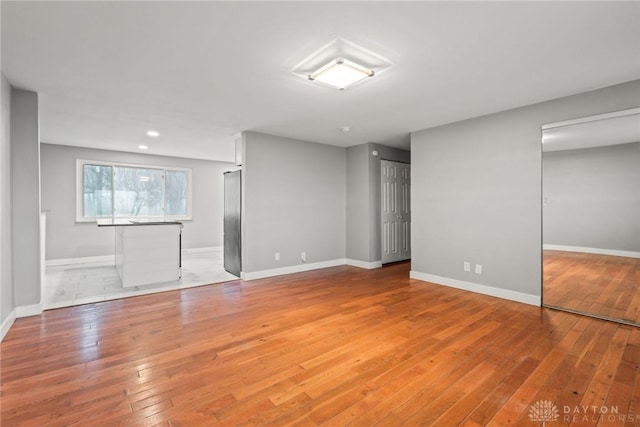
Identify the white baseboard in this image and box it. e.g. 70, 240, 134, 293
410, 271, 541, 307
345, 259, 383, 269
1, 310, 16, 342
46, 254, 114, 267
15, 303, 42, 318
241, 259, 346, 281
543, 244, 640, 259
182, 246, 222, 254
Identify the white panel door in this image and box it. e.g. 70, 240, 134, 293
381, 160, 411, 264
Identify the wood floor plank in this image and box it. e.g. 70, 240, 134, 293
1, 262, 638, 426
544, 250, 639, 325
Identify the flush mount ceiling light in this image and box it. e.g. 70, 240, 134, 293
146, 130, 160, 138
138, 144, 148, 150
293, 37, 392, 91
309, 58, 374, 90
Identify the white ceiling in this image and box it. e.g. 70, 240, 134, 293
2, 1, 640, 162
542, 111, 640, 152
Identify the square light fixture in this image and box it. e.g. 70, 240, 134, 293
308, 58, 374, 90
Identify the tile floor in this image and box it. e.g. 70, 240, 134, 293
43, 248, 239, 309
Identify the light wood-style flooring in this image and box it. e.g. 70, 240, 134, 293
544, 250, 640, 325
2, 262, 639, 426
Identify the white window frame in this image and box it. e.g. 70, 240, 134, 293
76, 159, 193, 222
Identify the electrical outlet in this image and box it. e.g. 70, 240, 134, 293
275, 252, 280, 261
463, 261, 471, 272
475, 264, 482, 275
301, 251, 306, 262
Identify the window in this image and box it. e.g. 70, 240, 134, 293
77, 160, 192, 222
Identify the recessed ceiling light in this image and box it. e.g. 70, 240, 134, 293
138, 144, 148, 150
309, 58, 374, 90
340, 126, 352, 133
146, 130, 160, 138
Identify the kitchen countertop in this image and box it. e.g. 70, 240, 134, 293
97, 219, 183, 227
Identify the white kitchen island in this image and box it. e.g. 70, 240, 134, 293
98, 220, 183, 288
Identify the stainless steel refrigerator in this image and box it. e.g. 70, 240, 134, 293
223, 170, 241, 277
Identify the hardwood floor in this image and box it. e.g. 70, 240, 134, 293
544, 250, 640, 325
2, 262, 639, 426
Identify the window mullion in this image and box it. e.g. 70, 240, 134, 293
162, 169, 167, 221
111, 165, 115, 221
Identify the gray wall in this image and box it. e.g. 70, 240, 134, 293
346, 142, 410, 264
543, 142, 640, 252
411, 79, 640, 299
346, 143, 371, 262
40, 143, 236, 260
1, 74, 14, 326
11, 89, 41, 308
242, 131, 346, 273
